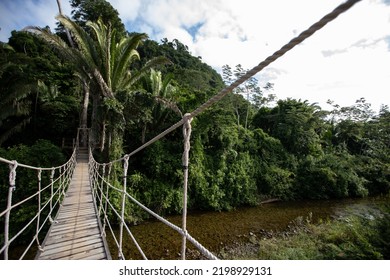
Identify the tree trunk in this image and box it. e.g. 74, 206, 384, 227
80, 81, 89, 147
100, 121, 106, 152
56, 0, 75, 48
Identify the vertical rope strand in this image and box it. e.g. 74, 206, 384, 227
49, 168, 55, 223
118, 156, 129, 259
3, 160, 17, 260
36, 169, 42, 250
181, 113, 193, 260
102, 163, 112, 234
98, 165, 106, 216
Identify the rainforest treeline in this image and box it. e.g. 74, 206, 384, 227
1, 0, 389, 223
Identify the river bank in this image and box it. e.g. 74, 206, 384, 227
106, 196, 390, 259
218, 200, 390, 260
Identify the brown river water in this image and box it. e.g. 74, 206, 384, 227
106, 196, 388, 260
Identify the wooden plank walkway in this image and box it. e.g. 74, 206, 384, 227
35, 149, 111, 260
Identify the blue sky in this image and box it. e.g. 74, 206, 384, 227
1, 0, 390, 112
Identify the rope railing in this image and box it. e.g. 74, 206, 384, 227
89, 147, 218, 260
0, 149, 77, 260
87, 0, 361, 260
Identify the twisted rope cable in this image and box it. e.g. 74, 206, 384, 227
35, 169, 43, 251
181, 113, 192, 259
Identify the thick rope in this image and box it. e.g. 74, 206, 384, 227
181, 113, 192, 259
118, 156, 129, 259
36, 169, 43, 251
3, 161, 17, 259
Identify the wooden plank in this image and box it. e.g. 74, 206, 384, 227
39, 234, 102, 251
55, 247, 106, 260
48, 222, 99, 235
39, 241, 104, 260
44, 225, 101, 241
50, 220, 98, 232
57, 210, 96, 219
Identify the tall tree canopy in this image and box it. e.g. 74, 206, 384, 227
69, 0, 126, 37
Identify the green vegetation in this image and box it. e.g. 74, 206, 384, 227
222, 202, 390, 260
0, 140, 66, 245
1, 0, 390, 226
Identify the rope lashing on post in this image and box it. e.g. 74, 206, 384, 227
181, 113, 193, 260
118, 155, 130, 260
36, 169, 43, 251
9, 160, 18, 190
3, 160, 18, 260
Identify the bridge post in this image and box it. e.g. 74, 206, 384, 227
98, 165, 106, 216
35, 169, 42, 249
118, 156, 130, 259
3, 160, 17, 260
101, 163, 112, 234
181, 113, 193, 260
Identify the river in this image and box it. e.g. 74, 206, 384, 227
106, 196, 388, 260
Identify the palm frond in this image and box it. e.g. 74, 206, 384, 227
111, 33, 148, 90
154, 96, 182, 117
129, 56, 171, 87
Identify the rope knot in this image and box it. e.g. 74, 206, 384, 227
37, 169, 42, 181
50, 168, 55, 180
182, 113, 193, 130
9, 160, 18, 189
123, 155, 130, 177
182, 113, 193, 144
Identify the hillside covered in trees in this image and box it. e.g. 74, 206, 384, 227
1, 0, 389, 223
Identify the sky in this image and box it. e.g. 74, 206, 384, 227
1, 0, 390, 112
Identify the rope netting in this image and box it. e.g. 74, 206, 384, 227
0, 149, 77, 260
88, 0, 362, 260
0, 0, 361, 260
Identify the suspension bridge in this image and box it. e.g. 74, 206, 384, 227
0, 0, 361, 260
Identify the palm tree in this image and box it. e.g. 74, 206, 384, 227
139, 69, 182, 143
26, 15, 168, 156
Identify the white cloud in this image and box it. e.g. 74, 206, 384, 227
0, 0, 71, 41
109, 0, 142, 22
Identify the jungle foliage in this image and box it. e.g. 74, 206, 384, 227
1, 0, 389, 225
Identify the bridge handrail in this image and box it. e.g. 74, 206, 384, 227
0, 148, 77, 260
89, 155, 217, 259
